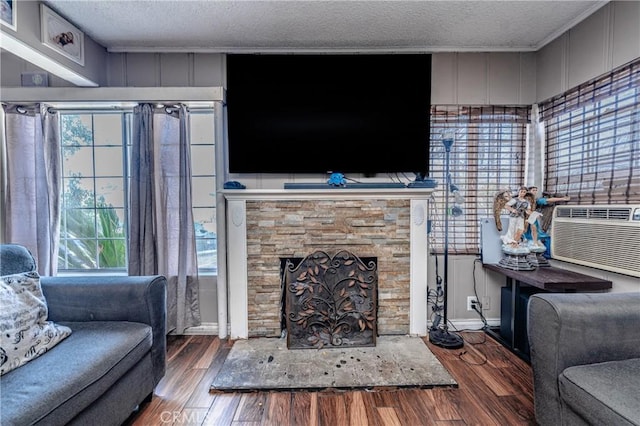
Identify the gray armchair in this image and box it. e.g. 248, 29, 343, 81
527, 292, 640, 426
0, 244, 167, 426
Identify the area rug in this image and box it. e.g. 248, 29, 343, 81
210, 335, 457, 392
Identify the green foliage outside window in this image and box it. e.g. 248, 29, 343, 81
58, 114, 127, 270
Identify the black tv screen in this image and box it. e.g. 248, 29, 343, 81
226, 54, 431, 175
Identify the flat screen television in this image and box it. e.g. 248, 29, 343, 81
226, 54, 431, 176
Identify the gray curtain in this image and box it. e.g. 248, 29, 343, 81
2, 104, 61, 275
129, 104, 201, 333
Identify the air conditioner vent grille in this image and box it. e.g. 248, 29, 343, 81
552, 204, 640, 277
555, 206, 631, 220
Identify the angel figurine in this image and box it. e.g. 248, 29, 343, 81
501, 186, 532, 247
493, 186, 537, 270
524, 186, 571, 254
523, 190, 543, 247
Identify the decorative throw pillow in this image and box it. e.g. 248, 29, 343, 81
0, 271, 72, 375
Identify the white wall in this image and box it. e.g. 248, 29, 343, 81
431, 52, 537, 105
105, 52, 225, 87
430, 254, 502, 328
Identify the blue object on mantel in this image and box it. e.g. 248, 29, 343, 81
223, 181, 246, 189
327, 173, 347, 187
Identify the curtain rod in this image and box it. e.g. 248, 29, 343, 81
44, 105, 215, 113
2, 103, 215, 114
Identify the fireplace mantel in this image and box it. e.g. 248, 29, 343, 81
223, 187, 433, 339
223, 187, 435, 201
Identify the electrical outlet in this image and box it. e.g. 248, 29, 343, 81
467, 296, 479, 311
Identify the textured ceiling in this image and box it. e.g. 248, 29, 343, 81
42, 0, 607, 53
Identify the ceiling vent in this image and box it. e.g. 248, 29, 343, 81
551, 205, 640, 277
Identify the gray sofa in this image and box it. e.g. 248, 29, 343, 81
528, 292, 640, 426
0, 244, 167, 426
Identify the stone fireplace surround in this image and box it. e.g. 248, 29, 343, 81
223, 188, 433, 339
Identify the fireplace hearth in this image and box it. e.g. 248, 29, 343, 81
282, 250, 377, 349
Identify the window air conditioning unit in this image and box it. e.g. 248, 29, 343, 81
551, 204, 640, 277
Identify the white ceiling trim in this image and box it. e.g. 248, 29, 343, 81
107, 45, 541, 54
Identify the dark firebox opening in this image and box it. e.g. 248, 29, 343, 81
279, 250, 378, 349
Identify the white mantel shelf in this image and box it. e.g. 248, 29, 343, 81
222, 187, 435, 200
222, 187, 434, 339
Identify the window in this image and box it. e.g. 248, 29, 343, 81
540, 59, 640, 204
58, 112, 130, 270
190, 111, 217, 272
429, 106, 530, 254
57, 108, 217, 273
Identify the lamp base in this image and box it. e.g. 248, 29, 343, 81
429, 328, 464, 349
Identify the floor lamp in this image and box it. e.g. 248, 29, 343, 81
429, 131, 464, 349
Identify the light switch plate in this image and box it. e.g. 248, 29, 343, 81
21, 72, 49, 87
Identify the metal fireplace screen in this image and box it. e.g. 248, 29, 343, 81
283, 250, 378, 349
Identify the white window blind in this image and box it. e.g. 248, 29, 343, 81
429, 106, 530, 254
540, 58, 640, 204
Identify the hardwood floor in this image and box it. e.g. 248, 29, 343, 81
127, 332, 535, 425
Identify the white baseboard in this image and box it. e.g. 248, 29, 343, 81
182, 322, 219, 335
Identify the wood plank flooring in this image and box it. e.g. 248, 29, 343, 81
126, 332, 535, 425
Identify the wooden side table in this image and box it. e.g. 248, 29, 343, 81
483, 264, 612, 361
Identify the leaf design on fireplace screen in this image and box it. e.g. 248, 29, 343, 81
284, 250, 377, 349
